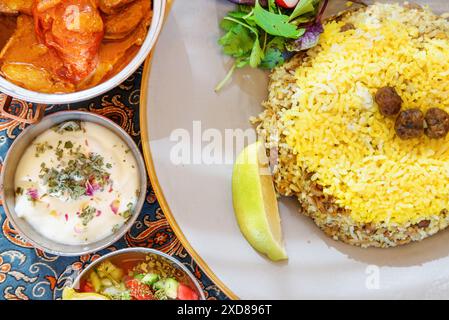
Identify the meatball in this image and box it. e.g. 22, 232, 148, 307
395, 108, 424, 139
424, 108, 449, 139
340, 23, 356, 32
375, 87, 402, 117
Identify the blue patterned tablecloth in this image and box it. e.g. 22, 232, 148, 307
0, 66, 228, 300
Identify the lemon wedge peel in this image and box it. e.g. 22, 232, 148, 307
232, 141, 287, 261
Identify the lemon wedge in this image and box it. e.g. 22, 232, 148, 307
232, 141, 287, 261
62, 287, 110, 300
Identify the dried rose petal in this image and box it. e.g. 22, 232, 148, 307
85, 176, 102, 196
110, 200, 120, 214
26, 188, 39, 201
85, 181, 95, 196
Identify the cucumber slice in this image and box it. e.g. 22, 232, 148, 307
153, 278, 179, 299
141, 273, 159, 285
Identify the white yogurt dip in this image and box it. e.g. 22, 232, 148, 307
14, 121, 140, 245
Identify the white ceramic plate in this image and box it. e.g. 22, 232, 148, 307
142, 0, 449, 299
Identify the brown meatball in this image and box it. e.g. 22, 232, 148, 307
395, 108, 424, 139
424, 108, 449, 139
375, 87, 402, 117
340, 23, 356, 32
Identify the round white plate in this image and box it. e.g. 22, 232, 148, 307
142, 0, 449, 299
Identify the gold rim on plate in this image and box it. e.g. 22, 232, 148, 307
139, 0, 238, 300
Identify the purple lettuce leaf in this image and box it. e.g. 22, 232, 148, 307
286, 22, 323, 52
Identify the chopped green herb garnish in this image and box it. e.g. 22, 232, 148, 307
153, 289, 168, 300
34, 141, 53, 157
15, 187, 23, 195
55, 141, 64, 160
64, 141, 74, 149
119, 202, 134, 219
52, 121, 82, 133
79, 206, 96, 226
112, 224, 120, 233
39, 152, 111, 200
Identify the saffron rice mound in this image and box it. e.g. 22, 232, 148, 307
254, 2, 449, 248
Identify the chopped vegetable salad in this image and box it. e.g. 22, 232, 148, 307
65, 255, 199, 300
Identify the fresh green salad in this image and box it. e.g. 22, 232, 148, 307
216, 0, 329, 91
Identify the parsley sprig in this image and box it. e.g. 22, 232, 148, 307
216, 0, 327, 91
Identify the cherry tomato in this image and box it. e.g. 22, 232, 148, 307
177, 284, 199, 300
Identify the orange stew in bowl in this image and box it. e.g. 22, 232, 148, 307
0, 0, 152, 93
78, 255, 200, 300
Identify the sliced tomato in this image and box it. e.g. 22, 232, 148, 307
125, 278, 154, 300
81, 281, 95, 293
177, 284, 199, 300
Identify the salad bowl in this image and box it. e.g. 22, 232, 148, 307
66, 247, 206, 300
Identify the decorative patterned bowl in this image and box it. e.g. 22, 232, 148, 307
0, 0, 166, 107
0, 111, 147, 256
68, 247, 206, 300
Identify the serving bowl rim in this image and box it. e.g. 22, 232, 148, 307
0, 0, 166, 105
0, 110, 148, 256
69, 247, 207, 300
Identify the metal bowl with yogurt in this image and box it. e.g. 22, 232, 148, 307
0, 111, 147, 256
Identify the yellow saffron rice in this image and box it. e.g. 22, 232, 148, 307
280, 3, 449, 226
